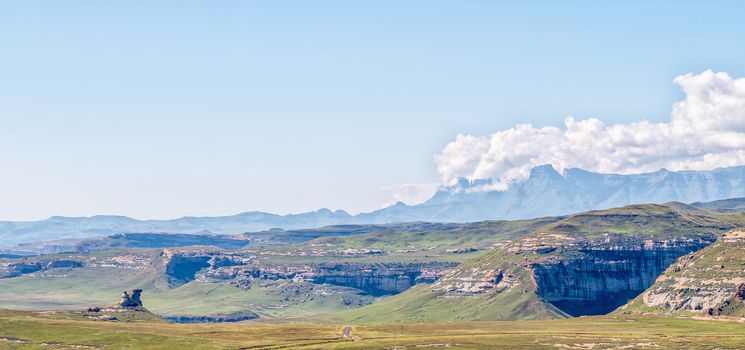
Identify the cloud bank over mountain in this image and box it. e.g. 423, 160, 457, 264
435, 70, 745, 189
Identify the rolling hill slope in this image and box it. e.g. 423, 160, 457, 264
338, 203, 745, 323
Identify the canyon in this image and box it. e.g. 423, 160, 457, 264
162, 248, 457, 295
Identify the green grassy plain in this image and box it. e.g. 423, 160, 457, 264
0, 309, 744, 349
0, 269, 371, 319
147, 280, 374, 318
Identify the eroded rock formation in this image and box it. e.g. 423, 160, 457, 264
162, 249, 213, 285
118, 289, 143, 308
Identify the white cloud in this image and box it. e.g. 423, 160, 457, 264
381, 182, 441, 207
435, 70, 745, 187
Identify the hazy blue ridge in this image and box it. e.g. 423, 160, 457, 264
2, 165, 744, 247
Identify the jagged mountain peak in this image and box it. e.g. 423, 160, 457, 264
529, 164, 562, 178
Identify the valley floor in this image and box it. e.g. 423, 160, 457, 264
0, 309, 744, 349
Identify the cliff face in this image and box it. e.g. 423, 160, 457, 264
0, 258, 85, 279
162, 250, 212, 284
310, 263, 454, 296
533, 246, 707, 316
164, 249, 456, 296
312, 274, 417, 296
0, 262, 43, 278
623, 230, 745, 317
427, 236, 713, 318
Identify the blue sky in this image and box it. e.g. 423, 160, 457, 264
2, 1, 745, 220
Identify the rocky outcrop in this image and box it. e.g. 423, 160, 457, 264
446, 247, 478, 254
432, 268, 507, 295
46, 260, 84, 269
162, 250, 213, 284
118, 289, 143, 308
0, 262, 43, 278
0, 258, 85, 279
208, 255, 246, 268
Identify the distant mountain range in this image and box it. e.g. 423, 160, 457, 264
2, 165, 744, 247
396, 164, 745, 222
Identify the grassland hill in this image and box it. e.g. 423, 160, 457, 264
339, 202, 745, 323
